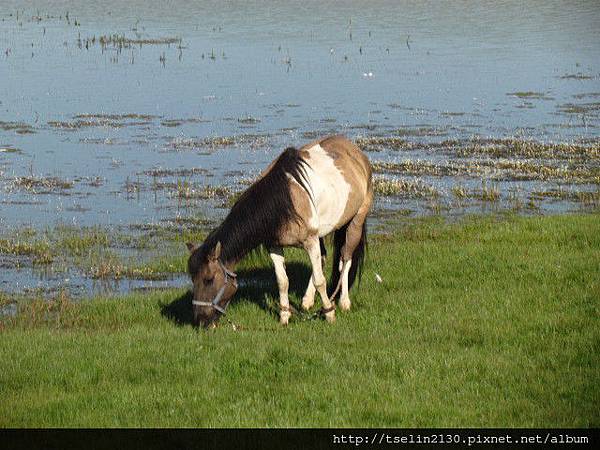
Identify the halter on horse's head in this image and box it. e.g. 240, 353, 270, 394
187, 241, 238, 328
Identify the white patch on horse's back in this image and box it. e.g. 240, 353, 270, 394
302, 144, 351, 236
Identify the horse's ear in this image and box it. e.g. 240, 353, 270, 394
209, 241, 222, 261
186, 242, 198, 253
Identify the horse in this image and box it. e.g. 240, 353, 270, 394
186, 135, 373, 328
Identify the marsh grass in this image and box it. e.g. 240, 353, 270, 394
167, 135, 268, 151
373, 176, 439, 198
0, 238, 53, 265
12, 176, 74, 193
54, 226, 110, 257
506, 91, 554, 100
455, 138, 600, 160
1, 214, 598, 427
371, 157, 600, 184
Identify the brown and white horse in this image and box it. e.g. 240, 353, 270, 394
186, 135, 373, 327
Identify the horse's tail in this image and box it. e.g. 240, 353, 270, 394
329, 220, 367, 297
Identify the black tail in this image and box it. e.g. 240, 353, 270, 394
329, 220, 367, 296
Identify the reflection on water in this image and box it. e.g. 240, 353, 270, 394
0, 0, 599, 296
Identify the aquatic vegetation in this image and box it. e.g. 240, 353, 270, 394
238, 116, 261, 124
48, 116, 153, 130
531, 188, 600, 205
506, 91, 554, 100
74, 113, 159, 120
0, 145, 22, 154
167, 134, 269, 151
454, 138, 600, 160
373, 176, 439, 198
477, 181, 501, 202
53, 226, 111, 257
372, 159, 482, 177
489, 160, 600, 183
94, 34, 181, 49
559, 73, 594, 80
11, 176, 74, 193
451, 184, 468, 199
0, 121, 35, 134
173, 182, 234, 200
572, 92, 600, 100
0, 239, 53, 265
356, 136, 411, 152
160, 118, 208, 127
557, 102, 600, 116
393, 126, 448, 137
87, 260, 170, 281
141, 167, 209, 177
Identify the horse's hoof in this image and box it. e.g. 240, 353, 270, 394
280, 311, 291, 325
301, 297, 314, 311
324, 311, 336, 323
339, 297, 351, 311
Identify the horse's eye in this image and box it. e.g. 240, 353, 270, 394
204, 277, 214, 286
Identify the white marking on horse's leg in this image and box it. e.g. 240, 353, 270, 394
303, 246, 325, 310
339, 259, 352, 311
301, 277, 316, 310
304, 236, 335, 322
269, 247, 291, 325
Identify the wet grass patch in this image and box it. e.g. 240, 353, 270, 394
556, 102, 600, 116
0, 121, 35, 134
11, 176, 74, 194
48, 115, 154, 130
356, 136, 411, 151
86, 259, 174, 281
0, 239, 53, 265
0, 145, 22, 154
78, 34, 182, 51
393, 126, 448, 137
160, 118, 209, 127
141, 167, 210, 177
531, 188, 600, 206
559, 73, 595, 80
373, 176, 440, 198
372, 160, 478, 177
506, 92, 554, 100
167, 134, 269, 151
151, 180, 236, 201
454, 138, 600, 160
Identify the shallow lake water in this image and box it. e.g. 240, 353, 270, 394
0, 0, 599, 297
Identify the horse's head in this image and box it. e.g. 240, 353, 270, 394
186, 241, 238, 328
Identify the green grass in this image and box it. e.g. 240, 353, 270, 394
1, 213, 599, 427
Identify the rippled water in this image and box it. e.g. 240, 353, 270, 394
0, 0, 599, 296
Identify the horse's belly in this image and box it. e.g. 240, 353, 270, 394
304, 145, 352, 236
315, 191, 348, 236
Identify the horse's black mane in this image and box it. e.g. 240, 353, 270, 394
188, 147, 311, 274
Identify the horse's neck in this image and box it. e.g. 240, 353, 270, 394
211, 220, 257, 269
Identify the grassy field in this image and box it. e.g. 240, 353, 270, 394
0, 213, 599, 427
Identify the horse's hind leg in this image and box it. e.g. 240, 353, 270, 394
301, 237, 326, 310
269, 247, 291, 325
304, 235, 335, 322
339, 191, 373, 311
301, 277, 316, 311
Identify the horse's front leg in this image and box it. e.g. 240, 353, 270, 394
269, 247, 291, 325
304, 235, 335, 323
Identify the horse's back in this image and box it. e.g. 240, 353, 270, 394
299, 135, 372, 236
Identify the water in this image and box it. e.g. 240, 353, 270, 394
0, 0, 599, 296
